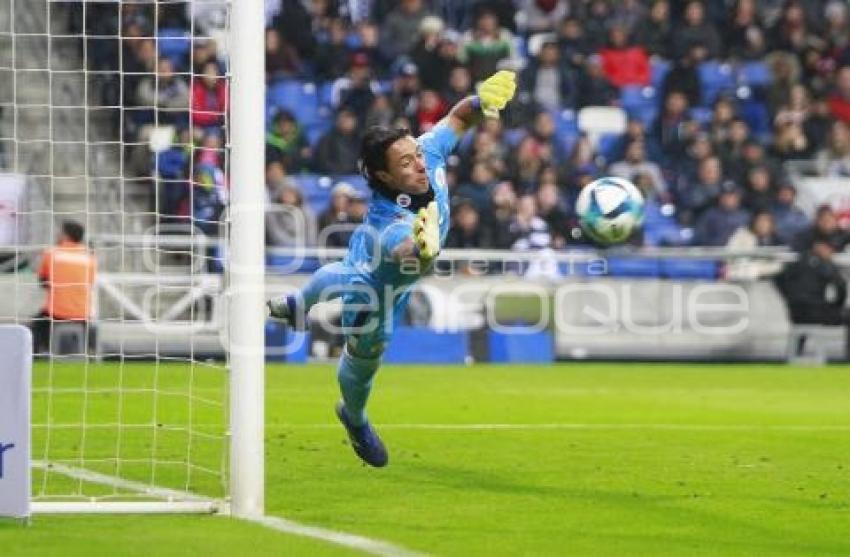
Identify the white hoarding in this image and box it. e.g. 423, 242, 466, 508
0, 325, 31, 518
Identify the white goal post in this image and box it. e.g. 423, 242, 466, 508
0, 0, 264, 516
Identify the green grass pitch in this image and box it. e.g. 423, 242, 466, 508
2, 361, 850, 555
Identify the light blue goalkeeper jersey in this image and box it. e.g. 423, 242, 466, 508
340, 122, 459, 342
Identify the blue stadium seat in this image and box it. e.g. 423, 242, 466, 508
553, 108, 578, 147
267, 79, 321, 127
488, 329, 554, 363
317, 81, 335, 108
698, 62, 736, 106
641, 202, 684, 247
158, 28, 191, 68
689, 107, 714, 125
304, 119, 333, 147
620, 86, 660, 127
738, 61, 771, 87
739, 99, 771, 137
291, 174, 332, 214
384, 327, 469, 363
597, 133, 622, 162
650, 59, 671, 89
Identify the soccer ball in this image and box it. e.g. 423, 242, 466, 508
576, 177, 645, 245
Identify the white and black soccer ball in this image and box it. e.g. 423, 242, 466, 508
576, 176, 645, 245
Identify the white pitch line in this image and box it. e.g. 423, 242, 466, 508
252, 515, 427, 557
33, 461, 426, 557
271, 423, 850, 432
32, 461, 217, 504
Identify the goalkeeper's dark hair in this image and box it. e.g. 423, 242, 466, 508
61, 220, 85, 243
358, 126, 411, 188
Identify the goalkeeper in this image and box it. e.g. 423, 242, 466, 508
267, 70, 516, 467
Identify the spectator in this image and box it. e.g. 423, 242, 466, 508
416, 90, 448, 133
135, 57, 189, 126
446, 198, 487, 249
556, 16, 591, 69
769, 0, 823, 56
265, 28, 300, 79
661, 45, 704, 109
792, 205, 850, 252
598, 24, 650, 88
693, 181, 751, 246
742, 165, 776, 213
521, 37, 577, 112
507, 136, 547, 195
364, 94, 395, 130
411, 18, 458, 92
765, 52, 801, 116
771, 183, 810, 245
635, 0, 672, 58
535, 181, 571, 249
652, 91, 695, 163
314, 18, 351, 82
331, 52, 383, 121
456, 161, 498, 211
678, 155, 724, 223
517, 0, 570, 35
510, 195, 552, 251
390, 62, 423, 126
312, 108, 360, 175
192, 163, 226, 236
576, 54, 619, 108
726, 211, 784, 279
266, 109, 311, 174
442, 64, 474, 108
609, 139, 667, 199
482, 182, 518, 249
31, 221, 97, 355
709, 97, 738, 146
266, 180, 318, 248
380, 0, 430, 60
191, 60, 227, 129
771, 118, 813, 161
718, 118, 752, 170
530, 111, 565, 164
458, 9, 515, 83
728, 211, 782, 248
724, 0, 767, 60
815, 120, 850, 176
581, 0, 614, 52
671, 1, 722, 60
318, 182, 357, 247
776, 238, 849, 327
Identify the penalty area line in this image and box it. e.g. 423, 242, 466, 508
33, 461, 426, 557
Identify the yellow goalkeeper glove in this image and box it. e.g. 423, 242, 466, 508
413, 201, 440, 260
477, 70, 517, 119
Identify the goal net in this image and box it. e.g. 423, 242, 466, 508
0, 0, 260, 513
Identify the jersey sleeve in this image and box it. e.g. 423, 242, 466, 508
417, 121, 460, 161
379, 219, 414, 260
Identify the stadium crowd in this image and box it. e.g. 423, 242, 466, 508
74, 0, 850, 253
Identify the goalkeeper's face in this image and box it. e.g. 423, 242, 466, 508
379, 136, 429, 194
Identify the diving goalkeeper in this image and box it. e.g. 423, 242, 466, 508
267, 70, 517, 467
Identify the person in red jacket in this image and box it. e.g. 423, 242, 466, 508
828, 66, 850, 125
191, 60, 228, 128
598, 24, 650, 89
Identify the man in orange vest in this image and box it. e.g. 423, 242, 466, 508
31, 221, 97, 355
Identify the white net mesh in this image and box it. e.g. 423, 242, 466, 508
0, 0, 231, 505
